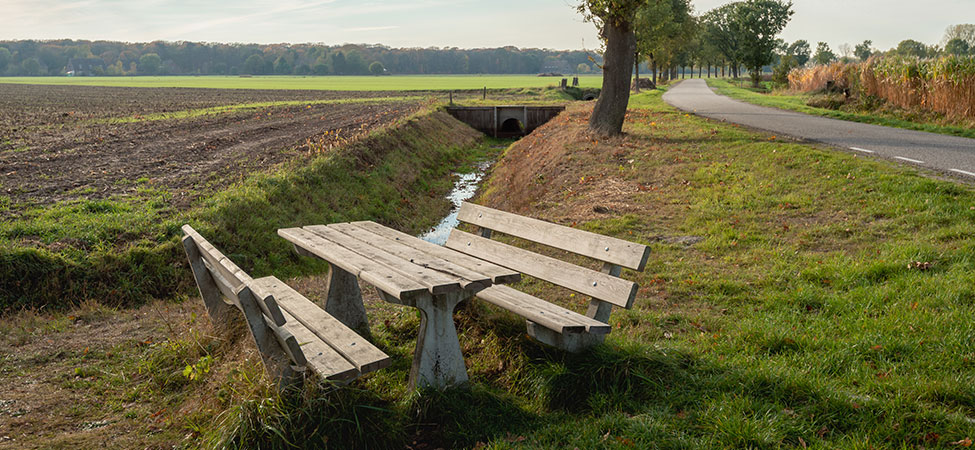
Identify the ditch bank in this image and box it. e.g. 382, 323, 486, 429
0, 109, 486, 311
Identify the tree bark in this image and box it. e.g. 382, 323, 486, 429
589, 20, 635, 136
651, 59, 657, 85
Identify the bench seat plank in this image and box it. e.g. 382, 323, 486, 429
477, 285, 611, 334
279, 227, 428, 301
252, 276, 391, 375
328, 222, 493, 292
457, 203, 650, 271
446, 229, 638, 309
305, 225, 463, 295
279, 308, 359, 382
351, 221, 521, 284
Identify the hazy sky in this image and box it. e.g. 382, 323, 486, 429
3, 0, 971, 53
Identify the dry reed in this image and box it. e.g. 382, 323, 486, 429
788, 56, 975, 119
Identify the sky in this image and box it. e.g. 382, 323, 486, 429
3, 0, 972, 53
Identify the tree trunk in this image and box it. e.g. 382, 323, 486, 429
708, 63, 712, 78
633, 51, 640, 93
699, 65, 702, 77
652, 59, 657, 85
589, 20, 635, 136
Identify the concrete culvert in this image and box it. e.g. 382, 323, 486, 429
500, 118, 524, 133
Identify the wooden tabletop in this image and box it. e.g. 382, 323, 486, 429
278, 221, 521, 301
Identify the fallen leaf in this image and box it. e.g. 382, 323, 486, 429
952, 438, 973, 447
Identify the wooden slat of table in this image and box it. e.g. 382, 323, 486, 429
305, 225, 462, 295
328, 222, 492, 292
278, 227, 427, 301
351, 221, 521, 284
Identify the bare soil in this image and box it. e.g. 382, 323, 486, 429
0, 84, 426, 209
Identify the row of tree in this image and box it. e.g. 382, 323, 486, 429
0, 40, 603, 76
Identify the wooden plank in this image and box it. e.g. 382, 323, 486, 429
446, 229, 639, 309
456, 203, 650, 271
201, 258, 243, 309
238, 287, 307, 367
480, 285, 611, 334
478, 286, 587, 333
181, 235, 235, 324
278, 227, 427, 301
181, 225, 251, 288
182, 225, 286, 326
351, 221, 520, 284
279, 308, 359, 382
306, 225, 462, 295
252, 276, 391, 374
329, 222, 492, 292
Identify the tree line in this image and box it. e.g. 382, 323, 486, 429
633, 1, 975, 89
0, 40, 602, 76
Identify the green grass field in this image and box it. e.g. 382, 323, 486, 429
0, 74, 603, 91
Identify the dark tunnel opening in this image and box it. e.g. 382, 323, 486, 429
500, 118, 524, 134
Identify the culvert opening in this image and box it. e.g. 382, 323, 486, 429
500, 118, 524, 133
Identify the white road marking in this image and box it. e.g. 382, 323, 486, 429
949, 169, 975, 177
894, 156, 925, 164
849, 147, 874, 153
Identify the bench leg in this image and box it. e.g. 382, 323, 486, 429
324, 265, 369, 333
181, 236, 234, 328
238, 287, 303, 388
411, 292, 469, 390
526, 321, 606, 352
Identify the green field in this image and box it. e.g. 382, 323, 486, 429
0, 74, 603, 91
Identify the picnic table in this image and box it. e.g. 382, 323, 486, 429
278, 221, 520, 390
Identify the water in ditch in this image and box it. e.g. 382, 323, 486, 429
419, 158, 494, 245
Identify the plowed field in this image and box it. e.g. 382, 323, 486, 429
0, 84, 425, 208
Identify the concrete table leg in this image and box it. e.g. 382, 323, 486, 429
411, 291, 469, 390
378, 290, 469, 390
324, 265, 369, 333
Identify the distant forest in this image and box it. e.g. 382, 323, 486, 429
0, 39, 602, 76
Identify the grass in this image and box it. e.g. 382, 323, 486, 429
5, 87, 975, 448
707, 78, 975, 139
72, 87, 970, 448
0, 107, 496, 310
0, 74, 604, 91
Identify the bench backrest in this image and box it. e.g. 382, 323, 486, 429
456, 202, 650, 271
181, 225, 287, 326
446, 203, 648, 312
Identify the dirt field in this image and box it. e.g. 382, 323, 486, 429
0, 84, 426, 208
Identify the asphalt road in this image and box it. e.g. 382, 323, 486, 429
662, 79, 975, 179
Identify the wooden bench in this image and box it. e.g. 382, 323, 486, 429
444, 203, 649, 352
180, 225, 391, 386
